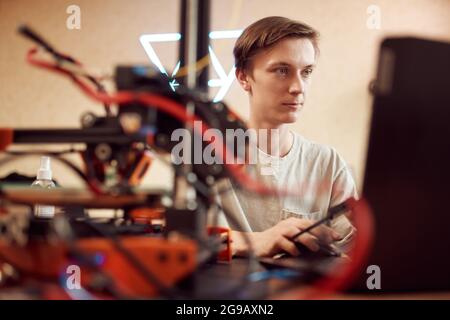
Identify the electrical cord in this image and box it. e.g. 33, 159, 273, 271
24, 46, 283, 198
19, 25, 112, 116
19, 25, 309, 202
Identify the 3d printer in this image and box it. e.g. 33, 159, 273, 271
0, 2, 373, 300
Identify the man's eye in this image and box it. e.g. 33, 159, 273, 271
275, 67, 289, 75
302, 68, 313, 77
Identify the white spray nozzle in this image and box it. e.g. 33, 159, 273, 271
37, 156, 52, 180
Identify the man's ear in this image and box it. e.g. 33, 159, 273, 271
235, 68, 251, 92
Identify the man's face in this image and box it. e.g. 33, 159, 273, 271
236, 37, 316, 126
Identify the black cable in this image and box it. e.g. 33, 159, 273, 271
52, 214, 135, 300
18, 25, 77, 64
85, 75, 112, 117
19, 25, 112, 117
79, 219, 182, 299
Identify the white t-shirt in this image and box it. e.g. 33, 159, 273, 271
211, 131, 357, 249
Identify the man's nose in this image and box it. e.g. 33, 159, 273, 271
288, 73, 305, 95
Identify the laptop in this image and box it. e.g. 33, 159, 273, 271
349, 36, 450, 292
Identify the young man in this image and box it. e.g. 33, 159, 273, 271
215, 16, 357, 258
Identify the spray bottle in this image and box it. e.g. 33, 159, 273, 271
31, 156, 56, 218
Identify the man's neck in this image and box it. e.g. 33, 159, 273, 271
248, 117, 294, 157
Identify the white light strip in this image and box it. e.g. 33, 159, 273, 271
139, 39, 168, 75
208, 45, 227, 80
213, 66, 236, 102
140, 30, 242, 101
171, 61, 181, 77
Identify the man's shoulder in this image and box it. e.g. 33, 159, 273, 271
292, 132, 351, 175
294, 132, 338, 162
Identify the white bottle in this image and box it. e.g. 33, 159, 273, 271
31, 156, 56, 218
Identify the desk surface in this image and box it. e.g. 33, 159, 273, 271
197, 258, 450, 300
1, 258, 449, 300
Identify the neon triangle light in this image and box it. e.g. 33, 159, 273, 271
139, 30, 242, 102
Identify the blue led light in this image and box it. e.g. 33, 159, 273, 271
93, 253, 105, 266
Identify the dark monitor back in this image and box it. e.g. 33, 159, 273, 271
350, 37, 450, 293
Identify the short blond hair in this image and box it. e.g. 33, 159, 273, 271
233, 16, 320, 71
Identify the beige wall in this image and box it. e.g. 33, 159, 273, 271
1, 0, 449, 191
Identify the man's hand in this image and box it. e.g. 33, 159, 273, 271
231, 217, 342, 257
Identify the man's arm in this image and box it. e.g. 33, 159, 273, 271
329, 157, 359, 252
230, 217, 342, 257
